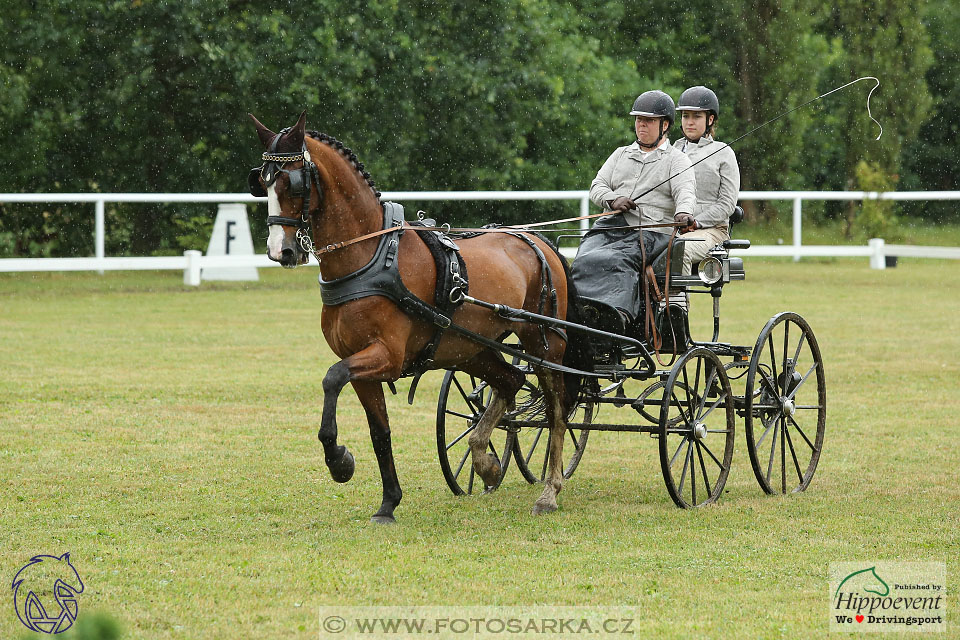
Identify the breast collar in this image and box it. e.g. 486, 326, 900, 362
318, 202, 407, 306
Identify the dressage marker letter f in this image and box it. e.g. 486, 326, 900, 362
226, 220, 236, 254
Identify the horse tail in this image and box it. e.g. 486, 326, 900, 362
523, 231, 595, 413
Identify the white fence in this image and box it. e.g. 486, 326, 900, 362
1, 191, 958, 284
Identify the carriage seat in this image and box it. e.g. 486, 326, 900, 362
578, 296, 626, 335
651, 205, 749, 280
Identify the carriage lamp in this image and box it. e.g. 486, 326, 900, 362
698, 256, 723, 284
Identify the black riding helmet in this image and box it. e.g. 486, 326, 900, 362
629, 90, 676, 126
676, 86, 720, 119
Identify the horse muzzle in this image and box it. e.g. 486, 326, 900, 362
270, 246, 309, 268
267, 225, 309, 268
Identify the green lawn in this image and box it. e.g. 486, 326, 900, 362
1, 259, 958, 639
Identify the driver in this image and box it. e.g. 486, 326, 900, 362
571, 90, 697, 328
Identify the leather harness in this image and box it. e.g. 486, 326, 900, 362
318, 202, 470, 381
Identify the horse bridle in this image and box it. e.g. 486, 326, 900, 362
248, 127, 322, 255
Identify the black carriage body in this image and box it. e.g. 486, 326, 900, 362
578, 236, 746, 369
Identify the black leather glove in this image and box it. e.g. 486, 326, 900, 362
608, 196, 637, 212
674, 212, 698, 233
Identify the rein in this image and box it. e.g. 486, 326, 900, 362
306, 218, 685, 259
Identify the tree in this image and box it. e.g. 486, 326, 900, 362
814, 0, 933, 235
726, 0, 828, 221
899, 0, 960, 222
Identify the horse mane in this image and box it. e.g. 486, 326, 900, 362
305, 130, 382, 201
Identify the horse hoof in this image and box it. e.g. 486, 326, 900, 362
531, 500, 558, 516
370, 514, 396, 525
474, 453, 501, 488
328, 448, 355, 483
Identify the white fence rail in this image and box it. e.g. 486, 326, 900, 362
1, 191, 959, 283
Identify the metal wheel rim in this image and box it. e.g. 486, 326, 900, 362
658, 347, 736, 508
510, 369, 591, 483
436, 370, 514, 495
744, 312, 826, 495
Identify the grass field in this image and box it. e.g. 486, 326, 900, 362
2, 258, 958, 639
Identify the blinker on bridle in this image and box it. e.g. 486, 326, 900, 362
248, 127, 322, 257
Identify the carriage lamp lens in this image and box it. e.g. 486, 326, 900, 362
698, 257, 723, 284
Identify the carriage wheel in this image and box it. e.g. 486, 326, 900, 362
659, 347, 736, 508
744, 312, 826, 494
633, 379, 695, 428
436, 370, 515, 496
511, 371, 592, 483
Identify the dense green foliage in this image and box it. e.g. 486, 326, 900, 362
0, 0, 949, 257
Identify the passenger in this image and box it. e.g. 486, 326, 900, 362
571, 90, 697, 327
673, 85, 741, 280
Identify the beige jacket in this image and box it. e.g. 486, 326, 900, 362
674, 136, 740, 229
589, 141, 697, 232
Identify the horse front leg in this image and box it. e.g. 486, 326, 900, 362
352, 380, 402, 524
532, 369, 567, 515
318, 359, 358, 483
318, 344, 404, 523
318, 345, 402, 489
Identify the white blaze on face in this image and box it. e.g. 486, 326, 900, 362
266, 183, 286, 259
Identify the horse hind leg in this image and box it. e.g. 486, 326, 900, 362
532, 369, 567, 516
468, 390, 511, 489
461, 350, 525, 490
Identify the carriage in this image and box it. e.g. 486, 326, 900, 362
435, 207, 827, 508
249, 112, 826, 522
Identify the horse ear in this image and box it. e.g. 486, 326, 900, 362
294, 110, 307, 137
285, 110, 307, 148
248, 113, 276, 148
59, 552, 71, 562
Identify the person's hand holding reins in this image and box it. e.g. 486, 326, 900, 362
608, 196, 637, 212
674, 212, 698, 233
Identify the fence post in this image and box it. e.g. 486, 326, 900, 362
792, 197, 802, 262
184, 250, 202, 285
580, 196, 589, 235
869, 238, 886, 270
95, 199, 105, 274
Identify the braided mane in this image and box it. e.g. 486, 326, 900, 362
306, 130, 381, 200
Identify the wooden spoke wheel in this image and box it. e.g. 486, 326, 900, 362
659, 347, 736, 508
510, 370, 592, 483
744, 312, 826, 494
436, 370, 515, 495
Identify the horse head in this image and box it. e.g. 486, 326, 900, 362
248, 111, 316, 268
248, 112, 384, 275
12, 552, 85, 633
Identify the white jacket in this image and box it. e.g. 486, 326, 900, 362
589, 141, 697, 232
674, 136, 740, 229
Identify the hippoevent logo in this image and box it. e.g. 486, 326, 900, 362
829, 562, 946, 632
11, 553, 84, 634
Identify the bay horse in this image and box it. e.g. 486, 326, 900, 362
248, 112, 590, 523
